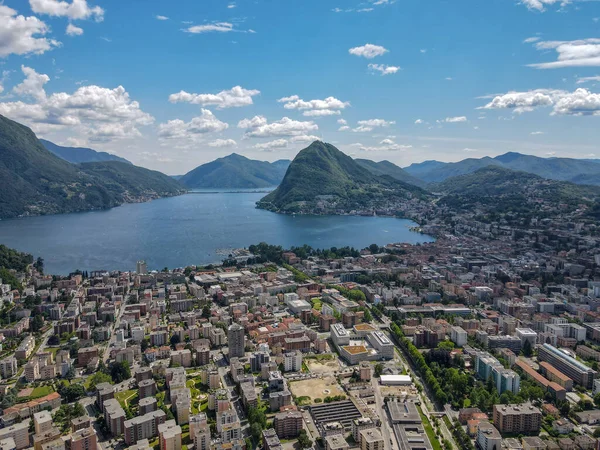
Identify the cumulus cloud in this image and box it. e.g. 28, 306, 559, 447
253, 139, 288, 150
156, 15, 169, 20
337, 119, 347, 125
439, 116, 468, 123
0, 66, 153, 141
338, 126, 350, 131
29, 0, 104, 21
278, 95, 349, 117
359, 138, 411, 152
348, 43, 388, 59
352, 118, 395, 132
66, 23, 83, 36
238, 116, 318, 138
480, 87, 600, 116
158, 109, 228, 146
0, 5, 61, 57
414, 119, 424, 124
368, 64, 400, 75
169, 86, 260, 109
208, 138, 236, 147
290, 135, 320, 143
529, 38, 600, 69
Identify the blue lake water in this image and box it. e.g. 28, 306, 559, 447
0, 192, 434, 275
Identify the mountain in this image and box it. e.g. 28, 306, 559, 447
257, 141, 429, 213
405, 152, 600, 185
435, 166, 600, 220
355, 159, 427, 188
40, 139, 131, 165
0, 114, 183, 219
180, 154, 291, 189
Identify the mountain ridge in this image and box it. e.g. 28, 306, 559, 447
40, 139, 131, 165
180, 153, 290, 189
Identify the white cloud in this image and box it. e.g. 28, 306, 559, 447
337, 119, 347, 125
169, 86, 260, 109
13, 65, 49, 101
577, 76, 600, 84
359, 138, 411, 152
253, 139, 288, 150
420, 49, 427, 53
414, 119, 424, 124
338, 125, 350, 131
368, 64, 401, 75
29, 0, 104, 21
352, 118, 395, 132
208, 138, 236, 148
0, 66, 153, 141
529, 39, 600, 69
156, 15, 169, 20
66, 23, 83, 36
523, 36, 540, 43
290, 135, 320, 143
530, 131, 545, 135
158, 109, 228, 145
480, 87, 600, 116
463, 148, 478, 152
439, 116, 467, 123
0, 5, 60, 57
519, 0, 570, 12
348, 43, 388, 59
184, 22, 252, 34
238, 116, 318, 138
277, 95, 349, 117
227, 3, 236, 8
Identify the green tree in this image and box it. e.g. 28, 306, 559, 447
170, 334, 181, 348
297, 429, 312, 449
521, 339, 533, 357
110, 361, 131, 383
88, 371, 113, 391
60, 384, 85, 402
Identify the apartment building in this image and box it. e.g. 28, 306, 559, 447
0, 357, 18, 379
493, 403, 542, 434
0, 423, 30, 450
158, 420, 182, 450
227, 323, 245, 358
274, 411, 303, 439
359, 429, 384, 450
476, 421, 502, 450
71, 427, 97, 450
124, 410, 167, 445
103, 399, 126, 437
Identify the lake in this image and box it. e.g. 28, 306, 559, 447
0, 192, 434, 275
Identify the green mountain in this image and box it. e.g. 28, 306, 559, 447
180, 153, 290, 189
435, 166, 600, 220
257, 141, 429, 213
40, 139, 131, 165
0, 114, 183, 219
405, 152, 600, 185
355, 159, 427, 188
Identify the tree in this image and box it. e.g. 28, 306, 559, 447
374, 363, 384, 378
31, 314, 44, 332
297, 429, 312, 449
65, 366, 75, 380
60, 384, 85, 402
110, 361, 131, 383
521, 339, 533, 357
88, 372, 112, 391
202, 305, 211, 319
170, 334, 181, 348
368, 244, 380, 254
250, 423, 262, 441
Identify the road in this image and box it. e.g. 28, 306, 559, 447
371, 377, 398, 450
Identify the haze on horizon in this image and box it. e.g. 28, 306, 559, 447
0, 0, 599, 175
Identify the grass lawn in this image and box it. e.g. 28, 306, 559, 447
417, 405, 442, 450
115, 389, 137, 408
311, 298, 322, 311
30, 385, 54, 399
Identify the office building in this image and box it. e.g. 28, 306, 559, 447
538, 343, 597, 389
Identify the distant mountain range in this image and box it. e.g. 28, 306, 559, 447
355, 159, 427, 188
435, 166, 600, 220
180, 153, 290, 189
0, 114, 183, 219
405, 152, 600, 185
40, 139, 131, 165
257, 141, 428, 213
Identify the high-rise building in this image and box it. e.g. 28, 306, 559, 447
476, 421, 501, 450
124, 410, 167, 445
158, 420, 182, 450
71, 427, 97, 450
136, 261, 148, 275
274, 411, 303, 439
227, 323, 245, 358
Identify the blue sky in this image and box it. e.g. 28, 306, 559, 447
0, 0, 599, 174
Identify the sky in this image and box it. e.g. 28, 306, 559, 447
0, 0, 600, 174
